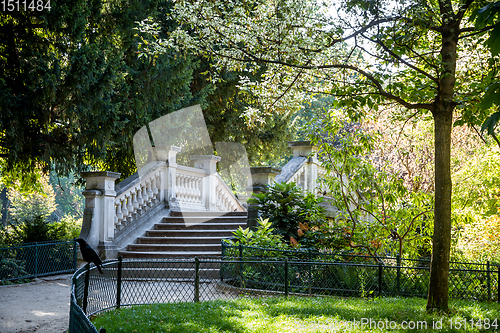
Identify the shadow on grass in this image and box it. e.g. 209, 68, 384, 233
92, 296, 500, 332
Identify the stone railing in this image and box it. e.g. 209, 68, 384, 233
244, 141, 335, 227
274, 141, 326, 194
80, 147, 244, 259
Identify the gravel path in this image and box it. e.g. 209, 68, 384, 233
0, 274, 72, 333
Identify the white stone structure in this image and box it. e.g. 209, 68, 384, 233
80, 146, 244, 259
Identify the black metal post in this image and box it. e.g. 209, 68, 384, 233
498, 266, 500, 303
284, 258, 289, 297
378, 262, 383, 297
194, 257, 200, 302
34, 243, 38, 278
238, 244, 243, 288
487, 261, 491, 300
308, 250, 312, 296
83, 264, 90, 314
396, 255, 401, 296
116, 256, 123, 308
73, 240, 78, 271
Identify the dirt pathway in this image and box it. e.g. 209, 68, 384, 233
0, 274, 72, 333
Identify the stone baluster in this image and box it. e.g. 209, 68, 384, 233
146, 180, 154, 207
132, 190, 139, 213
115, 201, 123, 230
126, 194, 134, 218
121, 197, 129, 224
141, 183, 149, 207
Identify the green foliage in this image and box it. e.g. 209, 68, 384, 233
469, 1, 500, 146
0, 214, 81, 246
229, 218, 285, 249
452, 149, 500, 218
247, 182, 327, 246
49, 172, 84, 219
47, 215, 83, 241
309, 110, 433, 258
0, 258, 29, 284
7, 175, 57, 223
455, 215, 500, 263
2, 215, 51, 245
0, 0, 201, 182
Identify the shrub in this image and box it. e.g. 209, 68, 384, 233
455, 215, 500, 263
228, 217, 285, 249
247, 182, 328, 247
0, 214, 81, 246
47, 214, 82, 240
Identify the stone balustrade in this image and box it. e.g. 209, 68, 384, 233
80, 147, 245, 259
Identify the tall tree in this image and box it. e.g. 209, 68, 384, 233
0, 0, 199, 182
167, 0, 500, 310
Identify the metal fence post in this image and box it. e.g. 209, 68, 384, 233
238, 244, 243, 288
487, 261, 491, 300
378, 262, 383, 296
284, 258, 289, 297
34, 243, 38, 278
308, 249, 312, 296
116, 256, 123, 309
498, 266, 500, 303
194, 257, 200, 302
396, 255, 401, 296
83, 264, 90, 314
73, 240, 78, 271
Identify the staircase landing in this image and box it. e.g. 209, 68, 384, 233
118, 211, 246, 258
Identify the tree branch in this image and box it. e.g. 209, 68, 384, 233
459, 24, 500, 38
368, 35, 438, 83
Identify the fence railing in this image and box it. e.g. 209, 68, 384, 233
0, 240, 77, 282
70, 253, 500, 333
221, 243, 500, 301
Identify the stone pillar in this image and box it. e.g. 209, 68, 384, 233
244, 167, 281, 229
162, 146, 181, 209
80, 171, 121, 259
191, 155, 221, 211
288, 141, 319, 192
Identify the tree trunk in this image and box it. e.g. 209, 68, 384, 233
427, 11, 458, 310
427, 111, 453, 311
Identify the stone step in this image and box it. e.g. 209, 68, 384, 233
161, 216, 246, 223
136, 236, 229, 244
118, 251, 222, 258
127, 243, 221, 252
145, 229, 235, 238
155, 222, 245, 230
170, 211, 247, 217
120, 210, 247, 259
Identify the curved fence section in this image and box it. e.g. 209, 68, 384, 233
69, 253, 500, 333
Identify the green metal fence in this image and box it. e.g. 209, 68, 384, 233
70, 254, 500, 333
221, 242, 500, 301
0, 240, 77, 282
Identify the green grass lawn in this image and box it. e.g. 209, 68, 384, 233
91, 296, 500, 332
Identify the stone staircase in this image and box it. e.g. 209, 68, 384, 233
118, 211, 247, 258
